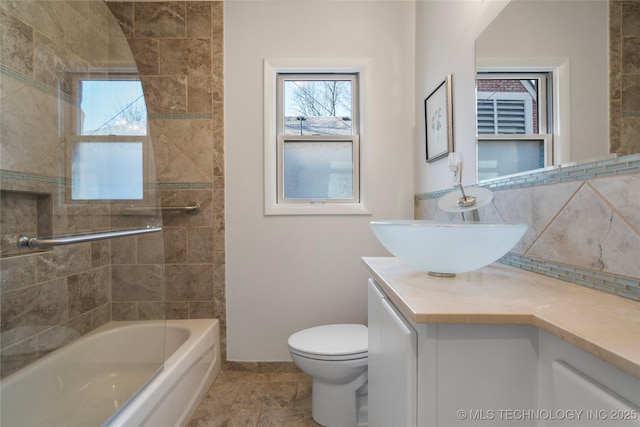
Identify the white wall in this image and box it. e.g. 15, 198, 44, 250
415, 0, 509, 194
225, 1, 415, 361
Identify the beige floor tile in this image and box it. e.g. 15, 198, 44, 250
216, 371, 271, 383
294, 379, 312, 408
257, 408, 321, 427
198, 379, 242, 410
232, 382, 298, 409
188, 407, 260, 427
188, 370, 319, 427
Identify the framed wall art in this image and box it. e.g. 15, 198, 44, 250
424, 74, 453, 163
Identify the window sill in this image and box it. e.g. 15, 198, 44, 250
264, 202, 371, 216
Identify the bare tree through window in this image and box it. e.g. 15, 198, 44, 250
287, 80, 352, 118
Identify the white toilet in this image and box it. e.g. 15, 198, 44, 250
288, 324, 368, 427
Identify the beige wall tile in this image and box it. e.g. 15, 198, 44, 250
127, 38, 159, 75
528, 184, 640, 278
165, 264, 214, 301
491, 182, 582, 254
138, 302, 166, 320
35, 245, 91, 282
1, 335, 40, 377
134, 2, 186, 38
68, 267, 110, 318
188, 227, 214, 263
190, 301, 214, 319
112, 264, 164, 301
621, 117, 640, 155
166, 301, 190, 319
141, 75, 187, 114
112, 302, 138, 321
1, 278, 68, 348
187, 2, 212, 38
591, 173, 640, 231
187, 76, 213, 113
1, 10, 34, 75
622, 1, 640, 36
159, 38, 211, 75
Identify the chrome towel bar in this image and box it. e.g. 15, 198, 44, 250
17, 226, 162, 249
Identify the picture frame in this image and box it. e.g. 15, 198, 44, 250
424, 74, 453, 163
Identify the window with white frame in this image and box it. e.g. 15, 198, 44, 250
476, 72, 553, 181
278, 73, 358, 203
69, 75, 147, 200
264, 59, 371, 216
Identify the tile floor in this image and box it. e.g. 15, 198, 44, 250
188, 371, 322, 427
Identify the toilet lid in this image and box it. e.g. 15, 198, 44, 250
288, 324, 367, 356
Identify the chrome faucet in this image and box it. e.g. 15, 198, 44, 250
456, 184, 479, 221
456, 183, 476, 208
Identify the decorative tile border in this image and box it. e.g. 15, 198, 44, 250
0, 169, 67, 186
149, 113, 213, 120
157, 182, 214, 190
480, 153, 640, 191
0, 65, 78, 106
499, 253, 640, 301
415, 187, 451, 201
415, 153, 640, 200
0, 170, 215, 192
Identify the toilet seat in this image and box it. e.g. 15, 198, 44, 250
290, 348, 367, 361
288, 324, 368, 361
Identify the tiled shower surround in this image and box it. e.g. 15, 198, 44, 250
0, 0, 159, 377
106, 1, 226, 335
0, 0, 226, 377
415, 154, 640, 302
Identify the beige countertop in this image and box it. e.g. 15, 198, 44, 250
362, 257, 640, 379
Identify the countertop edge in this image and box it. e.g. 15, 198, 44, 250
362, 257, 640, 379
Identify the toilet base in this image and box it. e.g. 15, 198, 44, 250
311, 370, 368, 427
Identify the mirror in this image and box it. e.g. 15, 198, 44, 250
475, 0, 619, 180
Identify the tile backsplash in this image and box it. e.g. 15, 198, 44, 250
415, 154, 640, 301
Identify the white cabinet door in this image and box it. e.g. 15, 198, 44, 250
539, 330, 640, 427
545, 360, 640, 426
368, 279, 418, 427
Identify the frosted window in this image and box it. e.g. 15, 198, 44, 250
272, 71, 360, 210
71, 77, 147, 200
283, 141, 353, 200
72, 142, 143, 200
478, 139, 545, 181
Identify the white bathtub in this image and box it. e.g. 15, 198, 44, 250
0, 319, 220, 427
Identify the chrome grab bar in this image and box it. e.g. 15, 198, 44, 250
115, 202, 200, 216
162, 202, 200, 215
17, 226, 162, 249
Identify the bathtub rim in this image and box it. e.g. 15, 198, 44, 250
0, 318, 221, 427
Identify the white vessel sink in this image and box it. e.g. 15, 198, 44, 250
370, 220, 527, 276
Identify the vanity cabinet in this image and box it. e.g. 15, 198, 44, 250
366, 276, 640, 427
368, 278, 538, 426
367, 279, 417, 427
